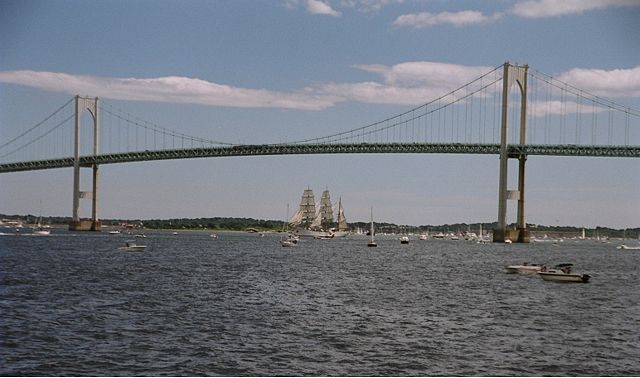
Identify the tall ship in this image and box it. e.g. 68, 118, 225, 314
289, 187, 349, 238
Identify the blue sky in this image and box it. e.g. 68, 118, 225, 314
1, 0, 639, 228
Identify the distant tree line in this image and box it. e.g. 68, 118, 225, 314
1, 213, 638, 238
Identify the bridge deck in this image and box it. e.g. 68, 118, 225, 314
1, 143, 639, 173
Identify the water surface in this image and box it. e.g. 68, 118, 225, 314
1, 231, 639, 376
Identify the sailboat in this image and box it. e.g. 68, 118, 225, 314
367, 207, 377, 247
32, 202, 51, 235
281, 204, 297, 247
290, 188, 349, 238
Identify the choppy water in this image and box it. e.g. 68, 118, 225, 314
1, 230, 639, 376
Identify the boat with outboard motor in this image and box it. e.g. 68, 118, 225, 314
538, 263, 590, 283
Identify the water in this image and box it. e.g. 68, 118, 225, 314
1, 230, 639, 376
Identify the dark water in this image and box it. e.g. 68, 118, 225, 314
1, 230, 639, 376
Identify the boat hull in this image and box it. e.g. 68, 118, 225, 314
538, 272, 590, 283
506, 265, 542, 274
293, 227, 349, 238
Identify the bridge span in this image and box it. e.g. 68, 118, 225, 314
1, 143, 638, 173
2, 63, 639, 241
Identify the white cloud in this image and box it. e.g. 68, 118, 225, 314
556, 66, 640, 98
527, 100, 607, 118
340, 0, 405, 13
390, 0, 639, 30
314, 61, 497, 105
355, 61, 495, 87
0, 70, 339, 110
392, 10, 501, 28
1, 63, 638, 111
306, 0, 341, 16
511, 0, 640, 18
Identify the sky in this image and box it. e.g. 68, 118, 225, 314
1, 0, 639, 229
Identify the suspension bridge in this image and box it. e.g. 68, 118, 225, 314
2, 63, 639, 241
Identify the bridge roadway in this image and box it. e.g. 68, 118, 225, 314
1, 143, 639, 173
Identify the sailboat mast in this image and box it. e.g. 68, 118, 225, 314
370, 207, 375, 242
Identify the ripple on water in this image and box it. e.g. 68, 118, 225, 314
1, 233, 639, 375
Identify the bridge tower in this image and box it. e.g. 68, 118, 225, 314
69, 96, 101, 231
494, 63, 530, 243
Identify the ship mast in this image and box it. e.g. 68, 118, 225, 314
300, 187, 316, 227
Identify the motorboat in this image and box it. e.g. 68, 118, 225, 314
281, 234, 298, 247
505, 262, 544, 274
400, 236, 409, 244
281, 239, 296, 247
120, 241, 146, 252
538, 264, 590, 283
617, 244, 640, 250
108, 230, 121, 235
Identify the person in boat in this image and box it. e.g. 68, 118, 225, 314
540, 265, 547, 272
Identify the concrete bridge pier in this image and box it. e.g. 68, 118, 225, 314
493, 63, 530, 243
69, 96, 101, 232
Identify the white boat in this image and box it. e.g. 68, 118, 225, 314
120, 241, 146, 252
281, 239, 296, 247
538, 264, 590, 283
108, 230, 121, 235
367, 207, 377, 247
617, 244, 640, 250
280, 204, 297, 247
290, 188, 349, 238
32, 206, 51, 235
419, 234, 428, 240
505, 262, 544, 274
400, 235, 409, 244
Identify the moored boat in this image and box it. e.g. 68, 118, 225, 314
505, 262, 543, 274
120, 241, 146, 252
617, 244, 640, 250
367, 207, 377, 247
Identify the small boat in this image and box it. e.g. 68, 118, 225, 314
280, 204, 297, 247
538, 264, 590, 283
32, 202, 51, 235
367, 207, 377, 247
617, 244, 640, 250
120, 241, 146, 252
432, 232, 445, 239
419, 234, 428, 241
281, 238, 297, 247
400, 236, 409, 244
505, 262, 544, 274
108, 230, 121, 235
